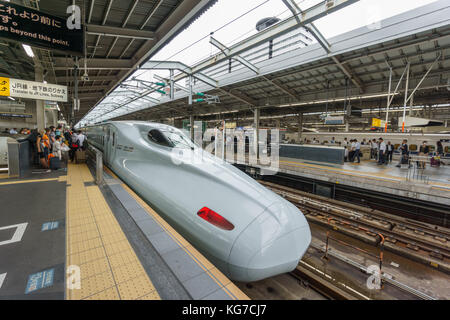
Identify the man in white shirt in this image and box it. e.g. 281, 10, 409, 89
9, 128, 17, 134
352, 139, 361, 163
371, 139, 378, 160
378, 138, 386, 165
77, 130, 86, 149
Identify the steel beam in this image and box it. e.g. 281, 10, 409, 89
173, 0, 360, 83
86, 24, 155, 40
141, 61, 218, 88
53, 58, 133, 70
210, 37, 259, 74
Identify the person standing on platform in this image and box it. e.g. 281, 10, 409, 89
77, 130, 86, 150
418, 141, 430, 169
386, 141, 394, 163
436, 141, 446, 165
352, 139, 361, 163
396, 139, 410, 167
349, 139, 355, 162
69, 130, 79, 162
378, 138, 386, 165
36, 131, 48, 169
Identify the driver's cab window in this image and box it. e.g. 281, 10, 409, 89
148, 129, 194, 149
148, 129, 172, 147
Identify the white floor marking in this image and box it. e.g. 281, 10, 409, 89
0, 273, 6, 289
0, 223, 28, 246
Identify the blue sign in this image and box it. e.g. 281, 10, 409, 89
25, 269, 54, 294
41, 221, 59, 231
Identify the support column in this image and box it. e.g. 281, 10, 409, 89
253, 108, 260, 157
297, 113, 303, 142
35, 65, 45, 131
189, 115, 194, 141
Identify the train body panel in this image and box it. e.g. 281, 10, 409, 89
86, 121, 311, 282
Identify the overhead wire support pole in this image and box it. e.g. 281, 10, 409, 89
402, 62, 410, 133
404, 53, 441, 106
170, 69, 175, 100
385, 62, 393, 132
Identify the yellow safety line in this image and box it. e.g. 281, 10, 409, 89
65, 163, 160, 300
0, 178, 59, 186
104, 166, 249, 300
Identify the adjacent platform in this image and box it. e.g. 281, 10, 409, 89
274, 158, 450, 206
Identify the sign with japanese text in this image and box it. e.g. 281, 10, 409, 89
0, 0, 84, 55
1, 77, 67, 102
0, 76, 10, 96
371, 118, 386, 128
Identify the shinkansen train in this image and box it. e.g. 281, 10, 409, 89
86, 121, 311, 282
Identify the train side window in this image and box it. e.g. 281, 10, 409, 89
148, 129, 172, 147
112, 132, 115, 146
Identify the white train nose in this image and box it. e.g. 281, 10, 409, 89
227, 201, 311, 282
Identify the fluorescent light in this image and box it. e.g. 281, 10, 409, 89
8, 96, 15, 101
22, 44, 34, 57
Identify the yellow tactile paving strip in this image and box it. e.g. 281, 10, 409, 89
104, 167, 249, 300
66, 163, 160, 300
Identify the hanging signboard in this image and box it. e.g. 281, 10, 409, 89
371, 118, 386, 128
324, 116, 345, 125
0, 0, 84, 55
0, 77, 67, 102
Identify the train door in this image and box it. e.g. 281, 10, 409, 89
109, 126, 117, 164
104, 125, 112, 165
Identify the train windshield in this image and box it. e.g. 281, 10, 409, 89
148, 129, 194, 149
162, 130, 195, 149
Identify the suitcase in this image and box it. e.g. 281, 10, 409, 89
75, 150, 86, 163
430, 157, 440, 167
49, 157, 62, 170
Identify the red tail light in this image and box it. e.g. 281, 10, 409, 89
197, 207, 234, 231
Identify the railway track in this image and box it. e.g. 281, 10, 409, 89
259, 181, 450, 274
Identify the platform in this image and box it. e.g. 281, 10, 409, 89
0, 163, 248, 300
274, 157, 450, 206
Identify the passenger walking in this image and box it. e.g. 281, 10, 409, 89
349, 139, 355, 162
386, 141, 394, 163
351, 139, 361, 163
378, 138, 386, 165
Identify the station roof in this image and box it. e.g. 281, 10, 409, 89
0, 0, 217, 123
78, 0, 450, 127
